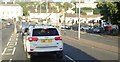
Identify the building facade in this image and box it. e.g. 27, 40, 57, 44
0, 3, 23, 20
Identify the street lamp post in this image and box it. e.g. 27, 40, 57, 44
46, 0, 48, 25
13, 18, 17, 33
78, 0, 81, 40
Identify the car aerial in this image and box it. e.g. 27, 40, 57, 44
23, 25, 63, 59
93, 27, 105, 33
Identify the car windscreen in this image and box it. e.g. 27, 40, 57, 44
32, 28, 59, 36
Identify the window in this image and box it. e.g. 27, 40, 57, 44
32, 28, 59, 36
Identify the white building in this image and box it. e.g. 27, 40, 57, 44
29, 12, 60, 26
76, 3, 97, 8
0, 3, 23, 20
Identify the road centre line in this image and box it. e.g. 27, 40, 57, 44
11, 35, 12, 38
2, 48, 7, 55
12, 47, 16, 55
65, 55, 76, 62
9, 38, 11, 41
16, 38, 18, 41
15, 42, 17, 46
7, 42, 10, 46
9, 59, 12, 62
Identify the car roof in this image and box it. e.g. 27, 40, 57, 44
33, 25, 56, 29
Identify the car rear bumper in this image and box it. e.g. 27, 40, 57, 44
28, 50, 63, 56
27, 47, 63, 53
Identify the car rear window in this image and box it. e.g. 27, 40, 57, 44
32, 28, 59, 36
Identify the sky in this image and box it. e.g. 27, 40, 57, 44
0, 0, 72, 2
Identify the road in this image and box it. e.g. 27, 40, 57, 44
1, 25, 14, 51
1, 26, 119, 62
61, 29, 119, 47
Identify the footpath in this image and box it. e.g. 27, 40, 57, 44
62, 33, 120, 54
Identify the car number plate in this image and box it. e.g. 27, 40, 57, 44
41, 40, 52, 43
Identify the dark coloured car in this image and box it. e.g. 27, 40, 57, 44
93, 27, 105, 33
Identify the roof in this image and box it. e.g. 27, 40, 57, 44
0, 3, 20, 6
34, 26, 56, 29
65, 13, 101, 18
29, 7, 58, 13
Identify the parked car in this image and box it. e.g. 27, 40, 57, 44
60, 25, 65, 29
23, 26, 63, 59
80, 26, 92, 31
7, 22, 11, 26
93, 27, 105, 33
21, 25, 29, 36
65, 25, 71, 30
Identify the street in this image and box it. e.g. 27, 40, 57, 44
1, 26, 119, 62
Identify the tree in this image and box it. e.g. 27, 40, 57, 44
97, 2, 120, 33
111, 2, 120, 24
93, 8, 100, 14
97, 2, 118, 21
17, 2, 29, 16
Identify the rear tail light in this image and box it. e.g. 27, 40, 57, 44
28, 37, 38, 42
55, 36, 62, 40
30, 49, 34, 51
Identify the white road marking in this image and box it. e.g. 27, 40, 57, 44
2, 48, 7, 55
16, 38, 18, 41
9, 38, 11, 41
7, 42, 10, 46
15, 42, 17, 46
65, 55, 76, 62
89, 34, 100, 36
9, 59, 12, 62
12, 47, 16, 55
17, 35, 19, 38
17, 34, 19, 37
12, 34, 13, 36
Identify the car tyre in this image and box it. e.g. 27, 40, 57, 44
56, 52, 63, 59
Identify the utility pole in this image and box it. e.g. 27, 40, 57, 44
39, 0, 41, 24
46, 0, 48, 25
40, 0, 41, 13
78, 0, 81, 40
13, 18, 17, 33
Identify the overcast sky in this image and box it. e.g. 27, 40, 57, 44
0, 0, 72, 2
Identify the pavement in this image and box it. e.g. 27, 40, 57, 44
61, 29, 119, 48
61, 29, 119, 53
62, 35, 119, 53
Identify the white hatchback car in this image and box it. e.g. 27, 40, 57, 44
23, 26, 63, 59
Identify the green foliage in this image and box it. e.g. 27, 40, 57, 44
17, 2, 29, 16
97, 2, 119, 24
93, 8, 100, 14
111, 2, 120, 24
81, 7, 93, 10
97, 2, 118, 19
63, 2, 73, 11
18, 16, 22, 21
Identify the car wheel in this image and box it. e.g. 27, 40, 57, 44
26, 52, 31, 59
56, 52, 63, 59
